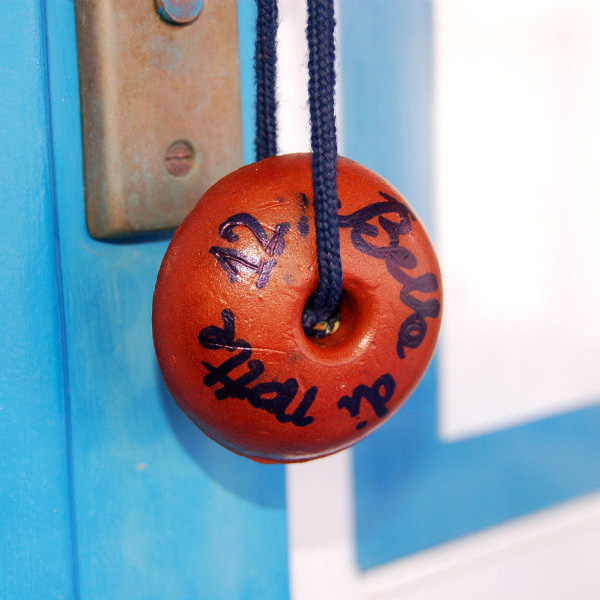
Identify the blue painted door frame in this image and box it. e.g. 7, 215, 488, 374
339, 0, 600, 570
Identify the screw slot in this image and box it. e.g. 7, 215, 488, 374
165, 140, 196, 178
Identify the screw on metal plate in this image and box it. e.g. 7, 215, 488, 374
155, 0, 203, 25
75, 0, 242, 238
165, 141, 196, 177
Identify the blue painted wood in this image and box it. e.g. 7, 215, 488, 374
0, 2, 76, 598
239, 0, 258, 165
2, 0, 289, 597
339, 0, 600, 569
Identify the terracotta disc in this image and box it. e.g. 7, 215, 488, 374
152, 154, 442, 463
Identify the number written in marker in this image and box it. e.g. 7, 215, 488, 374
210, 213, 291, 289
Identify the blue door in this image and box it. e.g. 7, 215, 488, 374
1, 2, 288, 598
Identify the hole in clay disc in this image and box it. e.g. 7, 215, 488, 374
302, 291, 354, 348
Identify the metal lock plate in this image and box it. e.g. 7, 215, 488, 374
75, 0, 243, 239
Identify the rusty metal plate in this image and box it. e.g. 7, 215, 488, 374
75, 0, 243, 239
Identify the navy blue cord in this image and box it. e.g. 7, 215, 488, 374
302, 0, 342, 336
255, 0, 343, 337
255, 0, 278, 161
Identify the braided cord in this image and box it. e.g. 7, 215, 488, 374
255, 0, 278, 160
302, 0, 342, 336
254, 0, 343, 337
